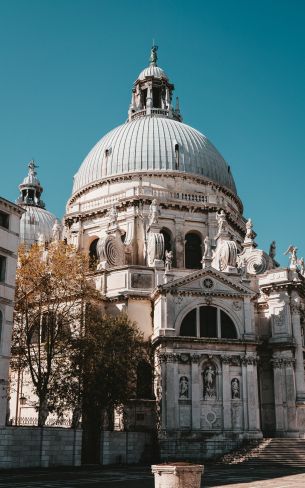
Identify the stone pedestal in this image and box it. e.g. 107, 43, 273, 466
152, 463, 204, 488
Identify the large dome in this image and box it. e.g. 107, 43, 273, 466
72, 117, 236, 195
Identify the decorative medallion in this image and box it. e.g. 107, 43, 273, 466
201, 277, 214, 290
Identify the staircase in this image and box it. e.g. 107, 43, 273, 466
219, 438, 305, 468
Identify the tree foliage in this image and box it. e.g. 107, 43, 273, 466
12, 241, 148, 440
12, 241, 96, 426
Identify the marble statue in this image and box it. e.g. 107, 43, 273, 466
284, 245, 298, 270
298, 257, 305, 275
269, 240, 276, 259
165, 250, 173, 271
203, 235, 212, 258
179, 376, 189, 399
216, 210, 227, 234
203, 366, 216, 398
52, 219, 62, 242
231, 378, 240, 399
108, 204, 118, 226
149, 199, 159, 226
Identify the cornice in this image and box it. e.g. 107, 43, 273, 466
67, 170, 243, 212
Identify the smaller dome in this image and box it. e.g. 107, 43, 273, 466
137, 65, 168, 81
20, 206, 57, 246
21, 173, 41, 188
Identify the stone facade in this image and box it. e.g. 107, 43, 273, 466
9, 48, 305, 461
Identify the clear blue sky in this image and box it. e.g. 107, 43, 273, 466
1, 0, 304, 265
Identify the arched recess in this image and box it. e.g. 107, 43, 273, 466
178, 304, 238, 339
160, 227, 174, 265
201, 357, 221, 400
185, 232, 202, 269
89, 237, 99, 269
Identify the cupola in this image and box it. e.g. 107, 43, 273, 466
128, 45, 182, 122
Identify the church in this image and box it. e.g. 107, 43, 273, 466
10, 46, 305, 460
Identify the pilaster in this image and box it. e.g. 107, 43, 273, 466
221, 355, 231, 430
191, 354, 200, 430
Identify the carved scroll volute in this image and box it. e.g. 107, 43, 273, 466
97, 232, 125, 268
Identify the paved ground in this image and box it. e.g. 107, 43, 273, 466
0, 463, 305, 487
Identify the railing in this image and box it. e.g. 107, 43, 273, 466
70, 186, 210, 214
10, 416, 72, 427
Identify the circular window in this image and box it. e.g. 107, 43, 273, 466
202, 278, 214, 289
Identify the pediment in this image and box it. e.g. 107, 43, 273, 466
158, 266, 255, 297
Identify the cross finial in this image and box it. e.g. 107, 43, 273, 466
28, 159, 38, 176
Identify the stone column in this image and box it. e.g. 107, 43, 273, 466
221, 355, 232, 430
159, 353, 167, 430
244, 356, 260, 432
174, 219, 185, 269
165, 353, 178, 430
291, 304, 305, 402
241, 357, 248, 430
191, 354, 201, 430
271, 358, 285, 432
283, 358, 297, 433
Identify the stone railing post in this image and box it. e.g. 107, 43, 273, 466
152, 463, 204, 488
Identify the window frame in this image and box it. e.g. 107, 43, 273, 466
179, 305, 238, 340
0, 255, 7, 282
0, 211, 9, 230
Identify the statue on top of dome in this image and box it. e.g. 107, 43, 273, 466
28, 159, 38, 177
150, 44, 158, 65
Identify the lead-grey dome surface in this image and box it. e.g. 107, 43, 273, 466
20, 206, 57, 246
72, 117, 236, 195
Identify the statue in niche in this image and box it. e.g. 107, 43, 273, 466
269, 240, 276, 259
216, 210, 227, 234
179, 376, 189, 399
231, 378, 240, 399
203, 365, 216, 399
165, 250, 173, 271
149, 199, 160, 226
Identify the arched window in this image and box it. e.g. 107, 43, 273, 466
161, 228, 172, 254
89, 238, 99, 268
180, 309, 197, 337
180, 306, 237, 339
185, 233, 202, 269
